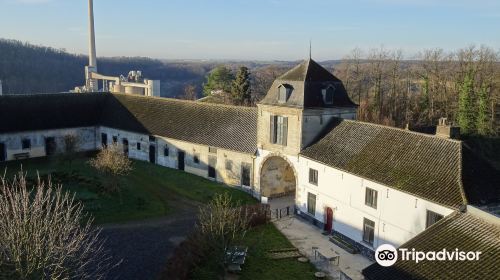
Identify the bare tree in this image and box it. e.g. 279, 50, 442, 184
180, 84, 198, 100
0, 172, 113, 279
197, 193, 250, 275
88, 144, 132, 194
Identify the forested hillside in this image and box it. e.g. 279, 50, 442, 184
0, 39, 210, 97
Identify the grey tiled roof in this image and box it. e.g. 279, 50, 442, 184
101, 93, 258, 154
300, 118, 466, 209
0, 93, 105, 133
363, 211, 500, 280
0, 93, 258, 154
259, 59, 357, 108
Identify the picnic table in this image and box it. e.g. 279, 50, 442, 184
225, 246, 248, 273
312, 247, 340, 266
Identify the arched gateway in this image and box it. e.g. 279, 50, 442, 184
259, 156, 296, 198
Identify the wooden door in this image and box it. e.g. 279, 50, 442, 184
45, 137, 56, 156
149, 145, 156, 163
208, 156, 217, 179
325, 207, 333, 232
178, 151, 185, 171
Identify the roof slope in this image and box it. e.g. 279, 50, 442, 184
101, 94, 258, 154
259, 59, 357, 108
300, 118, 465, 209
0, 93, 258, 154
278, 59, 341, 82
363, 211, 500, 280
0, 93, 105, 133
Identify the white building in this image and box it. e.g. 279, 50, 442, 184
0, 60, 498, 262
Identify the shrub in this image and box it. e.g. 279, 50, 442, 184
0, 172, 113, 279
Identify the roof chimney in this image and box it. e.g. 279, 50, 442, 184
436, 118, 460, 139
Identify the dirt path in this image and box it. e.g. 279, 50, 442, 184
100, 195, 199, 280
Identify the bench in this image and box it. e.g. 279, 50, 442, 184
13, 152, 30, 160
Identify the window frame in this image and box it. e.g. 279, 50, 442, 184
270, 115, 288, 146
307, 192, 316, 216
309, 168, 318, 185
365, 187, 378, 209
321, 85, 335, 105
278, 84, 292, 103
362, 218, 375, 246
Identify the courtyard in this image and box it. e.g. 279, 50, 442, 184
0, 154, 320, 280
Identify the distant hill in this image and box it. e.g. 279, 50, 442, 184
0, 39, 212, 97
0, 39, 323, 98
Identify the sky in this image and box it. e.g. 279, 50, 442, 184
0, 0, 499, 60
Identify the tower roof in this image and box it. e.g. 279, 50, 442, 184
259, 59, 357, 108
278, 59, 341, 82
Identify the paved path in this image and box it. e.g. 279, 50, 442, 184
99, 199, 199, 280
274, 216, 373, 280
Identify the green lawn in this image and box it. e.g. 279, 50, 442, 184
192, 223, 317, 280
0, 154, 256, 224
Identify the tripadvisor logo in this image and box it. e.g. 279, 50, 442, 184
375, 244, 482, 267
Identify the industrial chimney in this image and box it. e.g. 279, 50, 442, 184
85, 0, 98, 92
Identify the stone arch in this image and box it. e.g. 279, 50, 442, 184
259, 154, 297, 198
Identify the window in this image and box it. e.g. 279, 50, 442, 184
241, 163, 251, 186
209, 147, 217, 154
321, 85, 335, 105
426, 210, 444, 228
365, 188, 378, 209
363, 218, 375, 246
137, 142, 141, 150
278, 85, 292, 103
112, 136, 118, 144
307, 193, 316, 215
164, 146, 169, 156
270, 115, 288, 146
21, 138, 31, 150
149, 135, 156, 142
309, 168, 318, 185
193, 154, 200, 164
225, 159, 233, 171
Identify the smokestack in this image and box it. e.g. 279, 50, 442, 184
88, 0, 97, 68
85, 0, 98, 92
0, 80, 3, 96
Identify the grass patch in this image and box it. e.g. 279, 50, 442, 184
191, 223, 317, 280
0, 154, 255, 224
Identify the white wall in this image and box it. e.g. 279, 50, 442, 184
99, 127, 255, 188
296, 156, 454, 249
0, 127, 97, 161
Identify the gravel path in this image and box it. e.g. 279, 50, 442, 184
100, 200, 199, 280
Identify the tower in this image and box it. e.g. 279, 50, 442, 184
257, 59, 358, 156
85, 0, 98, 92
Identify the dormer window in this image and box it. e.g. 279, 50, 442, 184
278, 84, 292, 103
321, 85, 335, 105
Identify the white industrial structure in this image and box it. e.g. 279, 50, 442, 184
74, 0, 160, 97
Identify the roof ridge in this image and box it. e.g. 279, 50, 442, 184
341, 118, 463, 144
109, 92, 258, 111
